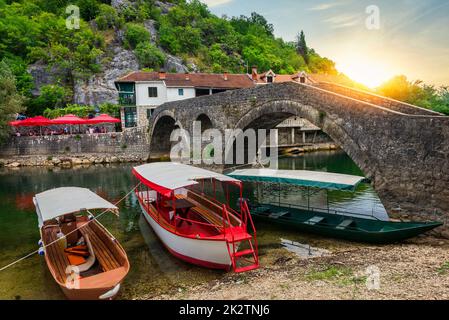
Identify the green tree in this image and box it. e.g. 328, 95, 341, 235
135, 42, 166, 69
0, 61, 25, 141
377, 75, 449, 115
295, 30, 308, 62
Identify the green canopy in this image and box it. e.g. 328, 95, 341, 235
227, 168, 365, 191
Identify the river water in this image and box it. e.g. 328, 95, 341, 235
0, 150, 387, 299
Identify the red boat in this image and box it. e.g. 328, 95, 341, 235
132, 163, 259, 273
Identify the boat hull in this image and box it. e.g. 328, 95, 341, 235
139, 202, 234, 270
251, 204, 443, 244
40, 220, 129, 300
60, 282, 122, 300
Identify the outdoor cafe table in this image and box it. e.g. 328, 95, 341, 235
163, 199, 195, 226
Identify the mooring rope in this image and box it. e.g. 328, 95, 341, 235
0, 183, 141, 273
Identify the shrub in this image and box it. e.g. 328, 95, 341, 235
35, 85, 72, 110
123, 23, 150, 49
95, 4, 123, 30
135, 42, 166, 69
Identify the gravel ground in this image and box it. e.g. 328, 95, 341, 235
139, 237, 449, 300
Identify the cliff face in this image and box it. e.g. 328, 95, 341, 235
29, 0, 189, 106
74, 37, 139, 105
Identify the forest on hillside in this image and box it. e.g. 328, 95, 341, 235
0, 0, 448, 139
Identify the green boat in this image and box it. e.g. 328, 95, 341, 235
228, 168, 443, 244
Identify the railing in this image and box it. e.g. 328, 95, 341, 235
222, 204, 237, 271
258, 200, 382, 221
242, 200, 258, 261
135, 190, 228, 233
195, 190, 243, 222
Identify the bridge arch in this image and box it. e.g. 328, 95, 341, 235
195, 113, 213, 133
228, 100, 377, 181
150, 111, 180, 159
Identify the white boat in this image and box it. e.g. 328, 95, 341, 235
132, 163, 259, 273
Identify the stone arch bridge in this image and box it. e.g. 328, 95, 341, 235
149, 82, 449, 230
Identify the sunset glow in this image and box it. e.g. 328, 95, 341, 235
336, 58, 395, 88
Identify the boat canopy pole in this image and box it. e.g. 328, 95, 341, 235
278, 182, 281, 206
172, 192, 177, 231
307, 187, 310, 210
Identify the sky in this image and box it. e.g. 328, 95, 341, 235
201, 0, 449, 88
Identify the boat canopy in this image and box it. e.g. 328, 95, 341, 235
227, 169, 365, 191
133, 162, 242, 197
34, 187, 118, 227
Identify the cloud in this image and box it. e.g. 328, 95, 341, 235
201, 0, 234, 7
323, 14, 361, 29
308, 1, 348, 11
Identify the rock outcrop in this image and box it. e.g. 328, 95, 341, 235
74, 42, 139, 105
27, 62, 71, 96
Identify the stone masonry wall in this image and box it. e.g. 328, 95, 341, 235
0, 127, 150, 158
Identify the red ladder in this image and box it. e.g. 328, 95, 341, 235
222, 202, 259, 273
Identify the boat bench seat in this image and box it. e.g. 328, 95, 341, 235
45, 228, 70, 283
269, 211, 289, 219
191, 206, 224, 228
79, 224, 120, 272
306, 216, 325, 225
336, 219, 354, 230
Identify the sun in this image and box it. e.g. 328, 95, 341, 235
336, 58, 394, 88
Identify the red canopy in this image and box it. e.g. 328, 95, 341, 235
50, 114, 88, 125
85, 114, 121, 124
9, 116, 51, 127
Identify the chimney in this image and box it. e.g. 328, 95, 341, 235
159, 70, 166, 80
185, 72, 190, 81
251, 66, 258, 81
223, 72, 228, 81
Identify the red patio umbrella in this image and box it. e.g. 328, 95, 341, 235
85, 114, 121, 124
50, 114, 88, 134
9, 116, 52, 135
50, 114, 87, 125
9, 116, 51, 127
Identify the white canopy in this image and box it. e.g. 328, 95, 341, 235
133, 162, 241, 196
34, 187, 118, 227
227, 168, 365, 191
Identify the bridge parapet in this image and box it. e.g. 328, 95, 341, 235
314, 81, 441, 116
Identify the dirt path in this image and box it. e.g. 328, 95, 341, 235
139, 237, 449, 300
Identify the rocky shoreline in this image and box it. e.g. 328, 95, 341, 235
0, 153, 149, 168
139, 236, 449, 300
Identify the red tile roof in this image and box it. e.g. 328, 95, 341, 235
254, 70, 303, 84
117, 71, 255, 89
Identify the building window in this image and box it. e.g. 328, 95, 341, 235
124, 107, 137, 128
178, 88, 184, 96
148, 87, 158, 97
267, 76, 273, 83
146, 108, 154, 119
